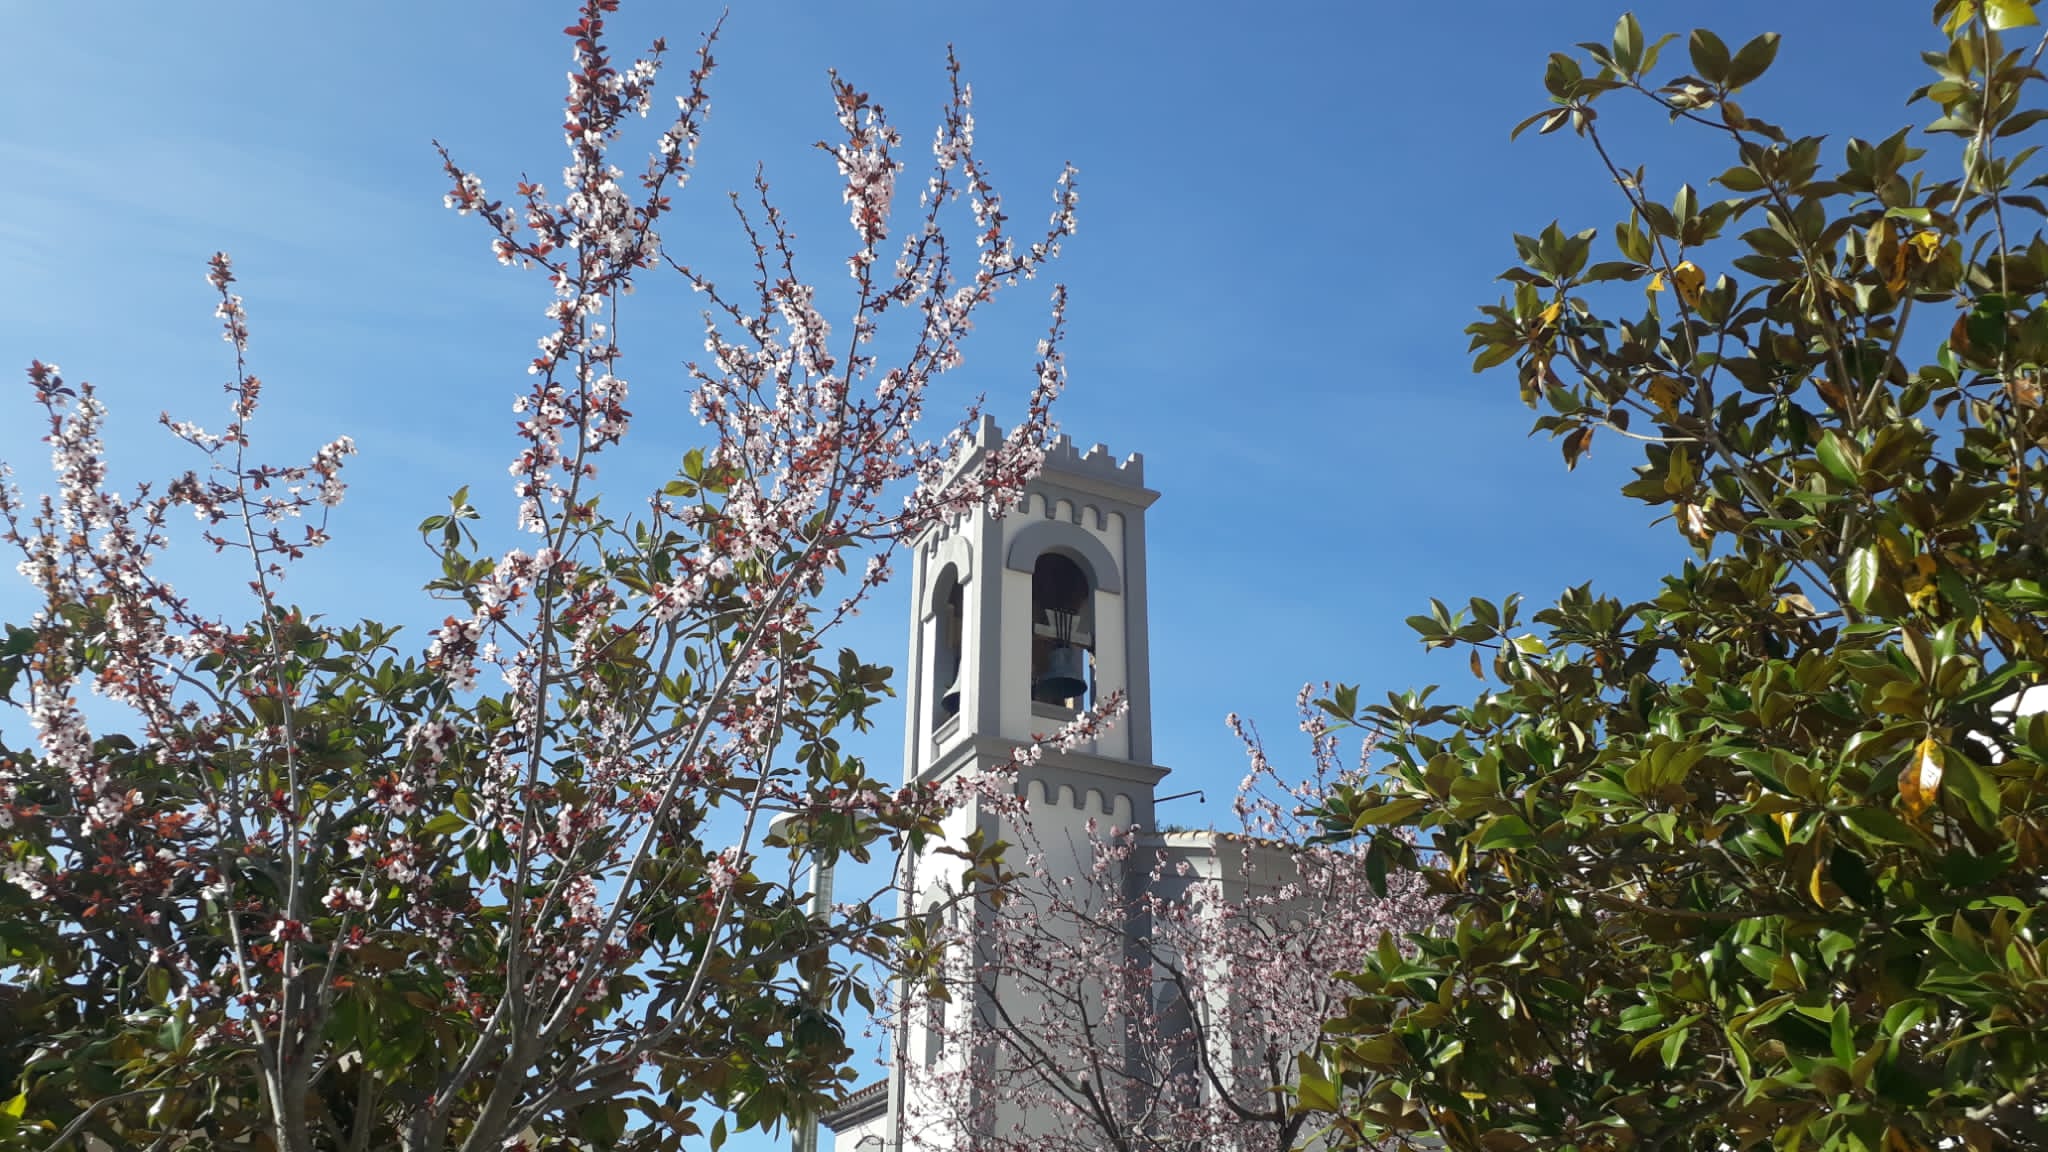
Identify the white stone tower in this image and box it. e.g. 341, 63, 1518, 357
901, 419, 1161, 782
840, 420, 1167, 1150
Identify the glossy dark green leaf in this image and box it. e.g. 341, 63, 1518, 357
1689, 29, 1730, 85
1816, 431, 1861, 485
1724, 32, 1779, 90
1474, 814, 1537, 851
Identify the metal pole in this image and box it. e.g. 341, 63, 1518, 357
785, 815, 836, 1152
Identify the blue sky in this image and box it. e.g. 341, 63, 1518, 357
1, 0, 1947, 1144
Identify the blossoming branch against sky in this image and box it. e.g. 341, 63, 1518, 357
1, 1, 1940, 1146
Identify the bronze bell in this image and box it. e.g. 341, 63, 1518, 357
939, 670, 961, 715
1036, 644, 1088, 702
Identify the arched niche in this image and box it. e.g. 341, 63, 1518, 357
1004, 519, 1121, 594
929, 562, 965, 725
927, 532, 973, 594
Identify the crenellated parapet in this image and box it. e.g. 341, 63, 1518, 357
1040, 432, 1145, 488
931, 417, 1155, 516
1023, 777, 1134, 820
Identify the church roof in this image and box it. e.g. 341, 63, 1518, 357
1150, 827, 1305, 854
819, 1078, 888, 1131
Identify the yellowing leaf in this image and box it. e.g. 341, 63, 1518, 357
1905, 553, 1941, 612
1774, 811, 1798, 841
1296, 1068, 1340, 1113
1869, 218, 1904, 293
1986, 0, 2041, 30
1672, 261, 1706, 307
1538, 300, 1563, 326
1648, 376, 1685, 417
1777, 592, 1819, 616
1563, 425, 1593, 471
1810, 857, 1828, 906
1901, 737, 1944, 818
1877, 228, 1942, 296
1649, 270, 1666, 293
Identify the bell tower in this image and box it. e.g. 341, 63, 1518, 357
863, 420, 1167, 1152
900, 418, 1163, 794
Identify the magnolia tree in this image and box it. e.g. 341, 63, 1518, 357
0, 3, 1087, 1150
1311, 4, 2048, 1150
897, 690, 1439, 1152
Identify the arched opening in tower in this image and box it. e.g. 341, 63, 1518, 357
1029, 552, 1093, 709
933, 572, 965, 726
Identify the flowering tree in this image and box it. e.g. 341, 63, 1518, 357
897, 689, 1439, 1152
0, 3, 1083, 1150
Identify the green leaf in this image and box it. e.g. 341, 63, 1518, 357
1830, 845, 1880, 907
1999, 107, 2048, 137
0, 627, 37, 658
1661, 1022, 1689, 1069
1841, 806, 1919, 846
1353, 796, 1428, 828
1717, 165, 1767, 192
1845, 546, 1879, 612
1725, 32, 1780, 89
1945, 754, 2002, 825
1475, 814, 1537, 851
1817, 431, 1861, 485
1689, 29, 1731, 85
159, 1009, 189, 1055
1612, 13, 1644, 74
1640, 31, 1678, 76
